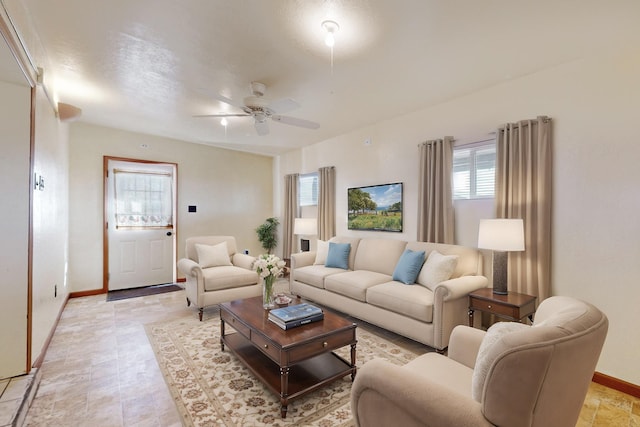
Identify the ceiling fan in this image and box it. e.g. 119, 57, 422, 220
195, 82, 320, 136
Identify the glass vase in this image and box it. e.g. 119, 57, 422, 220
262, 275, 276, 309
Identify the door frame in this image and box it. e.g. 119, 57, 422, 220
102, 156, 179, 292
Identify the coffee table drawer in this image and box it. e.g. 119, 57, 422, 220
288, 329, 355, 363
221, 310, 251, 339
251, 332, 280, 361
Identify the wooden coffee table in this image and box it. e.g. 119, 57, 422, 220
220, 296, 357, 418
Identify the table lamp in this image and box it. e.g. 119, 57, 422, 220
294, 218, 317, 252
477, 219, 525, 295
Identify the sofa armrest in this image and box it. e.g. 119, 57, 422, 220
291, 251, 316, 269
435, 275, 489, 301
447, 325, 486, 369
177, 258, 202, 277
232, 253, 256, 270
351, 358, 490, 427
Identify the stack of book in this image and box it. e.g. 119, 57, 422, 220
268, 303, 324, 330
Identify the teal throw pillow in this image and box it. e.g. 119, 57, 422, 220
392, 249, 426, 285
325, 242, 351, 269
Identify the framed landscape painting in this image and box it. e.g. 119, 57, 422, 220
348, 182, 403, 232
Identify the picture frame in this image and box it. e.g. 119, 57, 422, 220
347, 182, 403, 232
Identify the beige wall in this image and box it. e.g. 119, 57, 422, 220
31, 86, 70, 365
276, 49, 640, 385
68, 123, 274, 292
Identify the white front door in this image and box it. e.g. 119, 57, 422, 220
106, 159, 176, 290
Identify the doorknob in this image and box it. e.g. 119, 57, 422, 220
166, 231, 173, 236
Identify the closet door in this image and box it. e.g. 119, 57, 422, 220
0, 77, 31, 377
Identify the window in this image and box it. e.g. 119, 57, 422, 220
299, 172, 318, 206
453, 141, 496, 199
114, 169, 173, 228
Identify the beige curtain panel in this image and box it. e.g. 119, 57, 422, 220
318, 166, 336, 241
495, 116, 552, 300
417, 137, 455, 244
283, 173, 298, 258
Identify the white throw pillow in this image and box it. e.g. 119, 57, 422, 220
196, 242, 232, 268
314, 240, 329, 265
417, 250, 459, 291
471, 322, 530, 401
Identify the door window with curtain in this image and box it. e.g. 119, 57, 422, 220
114, 169, 173, 228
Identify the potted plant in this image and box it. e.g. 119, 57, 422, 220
256, 217, 279, 254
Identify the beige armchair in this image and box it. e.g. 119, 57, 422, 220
177, 236, 261, 320
351, 296, 608, 427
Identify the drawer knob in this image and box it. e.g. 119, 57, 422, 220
488, 305, 492, 309
264, 344, 268, 349
323, 341, 328, 347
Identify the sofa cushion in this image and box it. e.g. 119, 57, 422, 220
328, 236, 361, 269
196, 242, 232, 268
202, 265, 259, 291
325, 270, 392, 302
406, 241, 481, 278
314, 239, 329, 265
417, 250, 458, 291
292, 265, 346, 289
366, 281, 434, 323
353, 238, 407, 275
471, 321, 530, 401
392, 249, 426, 284
325, 242, 351, 269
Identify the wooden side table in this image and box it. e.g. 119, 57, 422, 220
468, 288, 537, 327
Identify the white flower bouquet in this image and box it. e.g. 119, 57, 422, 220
254, 254, 286, 308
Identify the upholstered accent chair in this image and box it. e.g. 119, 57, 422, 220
177, 236, 260, 320
351, 296, 608, 427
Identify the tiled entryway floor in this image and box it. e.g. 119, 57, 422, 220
2, 282, 635, 426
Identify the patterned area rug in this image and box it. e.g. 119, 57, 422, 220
145, 312, 420, 426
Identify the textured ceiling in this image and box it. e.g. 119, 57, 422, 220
6, 0, 640, 155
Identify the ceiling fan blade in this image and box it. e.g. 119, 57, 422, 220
267, 98, 300, 114
271, 115, 320, 129
193, 113, 250, 118
214, 94, 243, 109
255, 120, 270, 136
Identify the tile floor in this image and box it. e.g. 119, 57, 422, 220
0, 281, 634, 426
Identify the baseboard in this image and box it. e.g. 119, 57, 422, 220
69, 288, 106, 298
31, 294, 69, 369
593, 371, 640, 398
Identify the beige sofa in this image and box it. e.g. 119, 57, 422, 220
177, 236, 260, 320
350, 296, 608, 427
290, 236, 488, 351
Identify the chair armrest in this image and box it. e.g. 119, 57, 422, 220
232, 253, 256, 270
177, 258, 202, 277
351, 358, 490, 427
435, 275, 489, 301
447, 325, 486, 369
291, 251, 316, 269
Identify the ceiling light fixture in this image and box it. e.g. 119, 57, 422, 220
322, 20, 339, 47
321, 20, 340, 74
220, 117, 228, 127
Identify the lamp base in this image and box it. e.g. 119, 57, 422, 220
300, 238, 310, 252
492, 251, 508, 295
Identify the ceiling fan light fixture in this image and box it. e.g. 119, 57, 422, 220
322, 20, 339, 47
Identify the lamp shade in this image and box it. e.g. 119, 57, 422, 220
477, 219, 525, 251
294, 218, 317, 236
